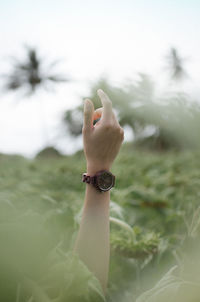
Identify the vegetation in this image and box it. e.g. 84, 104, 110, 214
1, 144, 200, 301
1, 45, 199, 300
64, 75, 200, 151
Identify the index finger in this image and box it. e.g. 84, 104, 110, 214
97, 89, 112, 122
83, 99, 94, 132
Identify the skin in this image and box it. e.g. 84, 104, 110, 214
74, 89, 124, 294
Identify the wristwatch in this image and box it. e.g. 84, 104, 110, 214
82, 170, 115, 192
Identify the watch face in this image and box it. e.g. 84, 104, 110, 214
97, 171, 114, 191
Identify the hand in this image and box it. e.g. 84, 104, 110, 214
82, 89, 124, 174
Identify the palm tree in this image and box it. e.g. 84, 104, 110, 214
4, 46, 68, 93
166, 47, 188, 82
3, 46, 68, 145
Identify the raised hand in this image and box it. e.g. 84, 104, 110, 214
83, 89, 124, 174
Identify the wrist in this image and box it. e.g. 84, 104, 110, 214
87, 162, 111, 175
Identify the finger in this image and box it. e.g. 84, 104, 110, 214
93, 108, 103, 121
83, 99, 94, 131
112, 108, 120, 125
97, 89, 112, 122
93, 107, 117, 125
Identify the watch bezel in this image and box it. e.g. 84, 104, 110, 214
95, 170, 115, 192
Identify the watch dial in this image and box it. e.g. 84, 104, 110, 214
98, 171, 113, 191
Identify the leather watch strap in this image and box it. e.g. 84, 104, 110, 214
82, 173, 96, 184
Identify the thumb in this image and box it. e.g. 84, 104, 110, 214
83, 99, 94, 132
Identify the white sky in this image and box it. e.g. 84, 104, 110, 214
0, 0, 200, 157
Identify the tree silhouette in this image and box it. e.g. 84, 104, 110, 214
4, 46, 68, 94
166, 47, 188, 82
3, 46, 68, 145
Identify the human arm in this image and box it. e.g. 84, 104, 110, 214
74, 89, 124, 293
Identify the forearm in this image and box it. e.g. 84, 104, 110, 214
74, 89, 124, 294
74, 182, 110, 293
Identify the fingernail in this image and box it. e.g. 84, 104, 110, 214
97, 89, 104, 95
84, 99, 90, 108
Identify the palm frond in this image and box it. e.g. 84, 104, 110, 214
46, 75, 68, 82
166, 47, 188, 81
2, 46, 68, 95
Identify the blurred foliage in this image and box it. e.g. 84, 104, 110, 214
63, 75, 154, 139
36, 146, 63, 158
0, 46, 199, 300
1, 145, 200, 300
64, 73, 200, 151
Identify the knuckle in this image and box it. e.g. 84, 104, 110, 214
103, 122, 113, 130
102, 122, 123, 138
115, 125, 122, 132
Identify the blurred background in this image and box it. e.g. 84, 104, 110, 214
1, 1, 200, 302
1, 0, 200, 157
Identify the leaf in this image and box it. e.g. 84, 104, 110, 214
136, 266, 200, 302
136, 266, 178, 302
110, 200, 125, 220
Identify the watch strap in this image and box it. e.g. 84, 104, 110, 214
82, 173, 96, 185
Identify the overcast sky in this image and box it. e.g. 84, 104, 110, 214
0, 0, 200, 157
